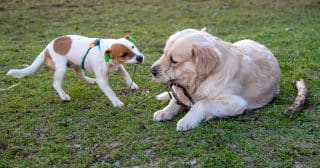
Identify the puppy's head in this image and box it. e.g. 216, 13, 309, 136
105, 35, 144, 64
151, 29, 220, 86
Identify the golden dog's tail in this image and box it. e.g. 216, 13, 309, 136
6, 50, 45, 78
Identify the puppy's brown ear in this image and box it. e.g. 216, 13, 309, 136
192, 43, 220, 79
105, 49, 111, 55
105, 49, 113, 58
124, 34, 131, 39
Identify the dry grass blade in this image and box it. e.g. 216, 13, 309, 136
0, 83, 21, 92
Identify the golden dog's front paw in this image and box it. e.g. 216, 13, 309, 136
61, 95, 71, 102
176, 116, 199, 131
153, 110, 174, 122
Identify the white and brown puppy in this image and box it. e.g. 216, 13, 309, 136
151, 29, 280, 131
7, 35, 144, 107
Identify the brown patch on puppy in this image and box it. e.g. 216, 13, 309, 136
44, 49, 55, 70
105, 44, 133, 64
53, 36, 72, 55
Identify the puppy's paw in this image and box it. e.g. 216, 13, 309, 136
61, 95, 71, 102
153, 110, 173, 122
129, 82, 139, 90
112, 99, 124, 108
176, 116, 199, 131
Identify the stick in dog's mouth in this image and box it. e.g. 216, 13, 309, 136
167, 81, 195, 110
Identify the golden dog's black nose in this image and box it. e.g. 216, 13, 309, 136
151, 66, 158, 76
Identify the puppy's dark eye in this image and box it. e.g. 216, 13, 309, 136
121, 52, 128, 57
132, 46, 135, 49
170, 56, 178, 64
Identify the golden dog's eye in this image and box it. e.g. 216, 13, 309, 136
170, 56, 178, 64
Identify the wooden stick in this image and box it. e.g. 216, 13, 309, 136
285, 79, 307, 117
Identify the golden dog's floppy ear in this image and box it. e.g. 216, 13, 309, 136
192, 43, 220, 78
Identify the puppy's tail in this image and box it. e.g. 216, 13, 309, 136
156, 91, 172, 101
6, 51, 45, 78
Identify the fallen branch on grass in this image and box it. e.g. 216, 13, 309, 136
285, 79, 307, 117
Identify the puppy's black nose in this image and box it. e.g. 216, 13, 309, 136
136, 55, 143, 63
151, 66, 158, 76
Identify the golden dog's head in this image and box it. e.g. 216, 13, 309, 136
151, 29, 221, 88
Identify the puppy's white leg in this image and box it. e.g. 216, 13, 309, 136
95, 77, 123, 108
72, 66, 95, 84
82, 75, 96, 84
94, 65, 123, 107
116, 65, 138, 90
176, 95, 247, 131
53, 66, 70, 101
153, 98, 181, 121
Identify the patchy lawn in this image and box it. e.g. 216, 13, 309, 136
0, 0, 319, 167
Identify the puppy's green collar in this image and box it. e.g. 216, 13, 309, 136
104, 54, 110, 62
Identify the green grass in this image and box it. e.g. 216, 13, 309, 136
1, 0, 320, 167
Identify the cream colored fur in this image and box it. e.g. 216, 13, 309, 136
151, 29, 280, 131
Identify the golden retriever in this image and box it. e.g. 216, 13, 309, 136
151, 28, 280, 131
